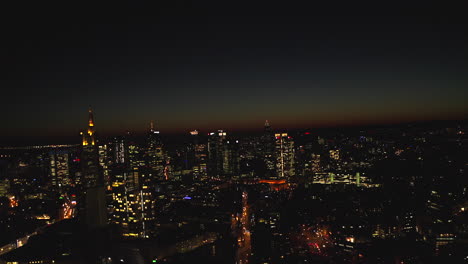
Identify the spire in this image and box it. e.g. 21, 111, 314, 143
88, 106, 94, 127
264, 120, 271, 132
83, 107, 96, 146
150, 120, 154, 132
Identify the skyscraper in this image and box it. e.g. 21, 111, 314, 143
98, 144, 111, 188
146, 121, 165, 179
81, 108, 100, 188
260, 120, 275, 178
274, 133, 295, 179
190, 130, 208, 181
223, 139, 240, 176
208, 130, 230, 178
81, 108, 107, 228
49, 149, 71, 192
109, 164, 143, 237
112, 136, 127, 165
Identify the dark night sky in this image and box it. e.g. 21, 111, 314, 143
1, 2, 467, 145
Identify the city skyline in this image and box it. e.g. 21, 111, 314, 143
1, 104, 467, 146
1, 108, 466, 147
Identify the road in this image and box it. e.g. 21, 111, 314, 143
235, 191, 251, 264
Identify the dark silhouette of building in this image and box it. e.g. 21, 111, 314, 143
81, 107, 107, 228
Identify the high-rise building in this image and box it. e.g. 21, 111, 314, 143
294, 131, 315, 178
207, 130, 238, 177
223, 139, 240, 176
128, 139, 145, 170
274, 133, 295, 179
208, 130, 227, 177
81, 108, 101, 188
112, 136, 127, 165
146, 121, 165, 179
98, 144, 111, 187
260, 120, 276, 178
81, 107, 107, 228
190, 130, 208, 181
49, 149, 71, 192
108, 134, 153, 238
109, 165, 143, 237
138, 168, 156, 238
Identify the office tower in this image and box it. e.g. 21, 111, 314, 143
146, 121, 165, 179
109, 165, 143, 237
208, 130, 225, 177
49, 149, 71, 192
81, 107, 107, 228
69, 150, 83, 187
274, 133, 295, 179
108, 138, 153, 238
138, 168, 156, 238
98, 144, 111, 187
190, 130, 208, 181
294, 131, 315, 178
223, 139, 240, 176
112, 136, 127, 165
260, 120, 276, 178
128, 139, 145, 170
81, 108, 101, 188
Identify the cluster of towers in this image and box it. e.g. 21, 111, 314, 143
78, 109, 296, 237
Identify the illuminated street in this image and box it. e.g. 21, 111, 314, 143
235, 191, 251, 264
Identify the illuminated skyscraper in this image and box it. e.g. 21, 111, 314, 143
223, 139, 240, 176
207, 130, 240, 178
146, 121, 165, 179
81, 108, 100, 188
109, 165, 143, 237
274, 133, 295, 179
112, 136, 127, 165
208, 131, 223, 177
108, 132, 152, 237
98, 144, 111, 187
208, 130, 234, 177
138, 169, 156, 238
190, 130, 208, 181
128, 139, 145, 170
260, 120, 275, 178
49, 149, 71, 192
81, 107, 107, 228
